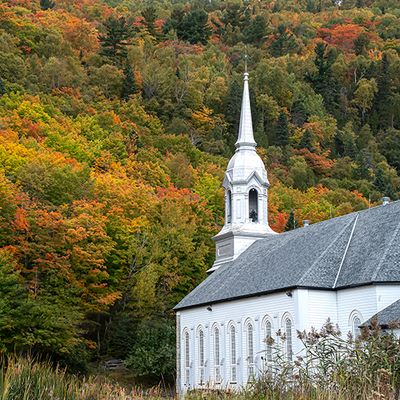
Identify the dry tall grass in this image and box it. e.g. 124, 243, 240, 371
0, 321, 398, 400
186, 320, 400, 400
0, 356, 166, 400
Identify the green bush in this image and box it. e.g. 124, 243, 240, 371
124, 319, 176, 384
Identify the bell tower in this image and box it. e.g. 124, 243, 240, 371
209, 69, 275, 272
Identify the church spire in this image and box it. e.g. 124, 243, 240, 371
235, 68, 257, 149
209, 67, 276, 273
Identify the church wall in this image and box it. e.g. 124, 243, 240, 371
305, 289, 338, 330
177, 284, 400, 393
375, 284, 400, 313
376, 284, 400, 339
337, 286, 377, 336
177, 290, 298, 392
306, 285, 400, 337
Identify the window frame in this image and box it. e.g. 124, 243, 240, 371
213, 325, 221, 384
246, 321, 256, 381
264, 318, 273, 364
227, 190, 232, 224
248, 188, 259, 222
198, 327, 205, 385
349, 310, 363, 340
282, 314, 293, 362
229, 324, 237, 383
184, 330, 190, 386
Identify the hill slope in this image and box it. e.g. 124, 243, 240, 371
0, 0, 399, 379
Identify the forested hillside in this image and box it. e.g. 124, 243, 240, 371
0, 0, 399, 381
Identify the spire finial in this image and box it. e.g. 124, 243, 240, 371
244, 52, 248, 74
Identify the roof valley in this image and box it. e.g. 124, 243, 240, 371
333, 214, 359, 289
298, 216, 356, 287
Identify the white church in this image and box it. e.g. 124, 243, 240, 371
174, 71, 400, 393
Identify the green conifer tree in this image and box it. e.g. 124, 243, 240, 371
274, 111, 290, 147
298, 129, 313, 150
291, 100, 308, 127
270, 24, 299, 57
0, 77, 6, 96
221, 3, 245, 31
40, 0, 55, 10
142, 6, 158, 39
285, 210, 297, 231
243, 15, 267, 47
374, 163, 396, 198
308, 43, 339, 116
163, 7, 185, 36
99, 17, 132, 67
354, 33, 370, 56
121, 64, 137, 100
371, 53, 393, 130
177, 10, 211, 45
355, 149, 373, 180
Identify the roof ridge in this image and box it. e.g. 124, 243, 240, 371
333, 213, 359, 289
371, 217, 400, 281
280, 200, 400, 237
297, 215, 356, 286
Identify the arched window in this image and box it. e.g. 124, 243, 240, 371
349, 311, 363, 340
198, 329, 205, 384
285, 317, 293, 362
249, 189, 258, 222
352, 315, 362, 339
214, 327, 221, 383
184, 331, 190, 386
230, 325, 237, 383
227, 190, 232, 223
247, 323, 255, 380
265, 320, 273, 363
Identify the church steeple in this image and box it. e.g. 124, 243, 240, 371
235, 71, 256, 149
209, 69, 276, 272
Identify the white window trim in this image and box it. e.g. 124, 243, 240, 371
229, 323, 237, 383
213, 325, 222, 384
263, 316, 274, 368
183, 330, 190, 386
246, 321, 256, 381
282, 313, 293, 362
198, 328, 205, 385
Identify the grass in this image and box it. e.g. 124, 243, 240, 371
0, 321, 399, 399
0, 356, 167, 400
186, 320, 400, 400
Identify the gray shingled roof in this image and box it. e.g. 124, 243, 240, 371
362, 299, 400, 328
175, 200, 400, 310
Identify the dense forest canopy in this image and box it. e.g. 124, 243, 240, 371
0, 0, 399, 381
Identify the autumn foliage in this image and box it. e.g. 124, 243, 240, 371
0, 0, 399, 380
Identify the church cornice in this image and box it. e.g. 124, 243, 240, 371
223, 170, 269, 188
212, 223, 276, 241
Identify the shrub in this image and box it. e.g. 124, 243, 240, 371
124, 319, 176, 384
